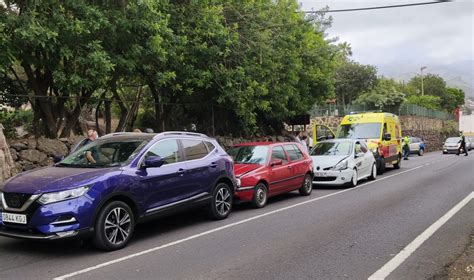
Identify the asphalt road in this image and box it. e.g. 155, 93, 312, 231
0, 152, 472, 280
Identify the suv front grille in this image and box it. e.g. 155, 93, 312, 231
3, 193, 32, 209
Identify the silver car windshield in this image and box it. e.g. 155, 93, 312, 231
311, 141, 352, 156
446, 137, 461, 143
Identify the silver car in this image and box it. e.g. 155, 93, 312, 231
409, 137, 425, 156
310, 139, 376, 187
466, 137, 473, 151
443, 137, 461, 154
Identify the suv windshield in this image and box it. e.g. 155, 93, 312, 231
58, 138, 149, 168
446, 137, 461, 143
228, 145, 269, 165
337, 123, 381, 139
311, 141, 352, 156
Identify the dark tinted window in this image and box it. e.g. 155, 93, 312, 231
145, 139, 182, 165
284, 144, 303, 161
271, 146, 288, 163
182, 140, 209, 160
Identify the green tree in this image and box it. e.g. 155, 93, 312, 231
334, 59, 377, 107
407, 74, 446, 98
405, 95, 442, 110
443, 87, 465, 113
355, 77, 406, 111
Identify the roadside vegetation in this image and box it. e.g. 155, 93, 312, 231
0, 0, 466, 139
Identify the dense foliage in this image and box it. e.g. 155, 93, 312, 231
0, 0, 337, 137
354, 77, 406, 111
406, 74, 465, 113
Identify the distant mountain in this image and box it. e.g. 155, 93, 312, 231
377, 59, 474, 99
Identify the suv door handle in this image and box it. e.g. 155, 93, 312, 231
177, 168, 186, 176
209, 162, 218, 168
287, 166, 292, 169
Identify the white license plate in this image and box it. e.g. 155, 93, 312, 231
315, 172, 327, 177
1, 212, 27, 224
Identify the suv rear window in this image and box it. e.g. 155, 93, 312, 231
182, 140, 209, 160
204, 141, 216, 152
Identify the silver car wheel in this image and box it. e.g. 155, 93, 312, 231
352, 170, 358, 186
104, 207, 131, 246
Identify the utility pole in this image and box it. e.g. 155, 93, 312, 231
420, 66, 427, 96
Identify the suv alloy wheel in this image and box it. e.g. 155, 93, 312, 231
94, 201, 135, 251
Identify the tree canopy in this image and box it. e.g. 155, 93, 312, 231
0, 0, 338, 137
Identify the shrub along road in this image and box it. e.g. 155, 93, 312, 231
0, 152, 472, 279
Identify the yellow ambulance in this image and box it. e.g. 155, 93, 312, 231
336, 112, 402, 174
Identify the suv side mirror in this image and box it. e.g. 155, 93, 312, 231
143, 156, 165, 169
270, 159, 283, 167
383, 133, 391, 141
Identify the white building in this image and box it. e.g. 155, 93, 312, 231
459, 114, 474, 136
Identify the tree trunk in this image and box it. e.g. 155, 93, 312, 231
126, 86, 143, 131
60, 91, 93, 138
148, 81, 165, 132
104, 100, 112, 134
21, 63, 57, 138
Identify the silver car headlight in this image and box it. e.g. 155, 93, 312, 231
38, 185, 90, 205
333, 160, 348, 171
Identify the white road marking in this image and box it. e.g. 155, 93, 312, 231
368, 192, 474, 280
54, 165, 424, 280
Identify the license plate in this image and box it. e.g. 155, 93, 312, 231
315, 172, 327, 177
1, 212, 27, 224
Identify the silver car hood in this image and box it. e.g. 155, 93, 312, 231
311, 155, 349, 170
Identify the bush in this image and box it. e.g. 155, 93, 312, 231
0, 110, 34, 139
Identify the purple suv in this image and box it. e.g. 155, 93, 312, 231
0, 132, 235, 250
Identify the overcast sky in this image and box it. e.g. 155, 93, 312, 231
300, 0, 473, 82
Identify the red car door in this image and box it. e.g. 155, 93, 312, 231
283, 144, 307, 189
268, 145, 293, 195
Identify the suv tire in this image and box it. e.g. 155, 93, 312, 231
93, 201, 135, 251
209, 182, 233, 220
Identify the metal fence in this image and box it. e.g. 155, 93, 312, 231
310, 104, 454, 120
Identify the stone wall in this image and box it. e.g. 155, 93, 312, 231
8, 136, 83, 174
0, 124, 16, 183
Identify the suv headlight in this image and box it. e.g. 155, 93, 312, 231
333, 160, 348, 171
38, 185, 90, 205
235, 178, 241, 188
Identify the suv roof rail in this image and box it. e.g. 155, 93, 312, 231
156, 131, 209, 138
102, 132, 151, 137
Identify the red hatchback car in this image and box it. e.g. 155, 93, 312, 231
228, 142, 314, 208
